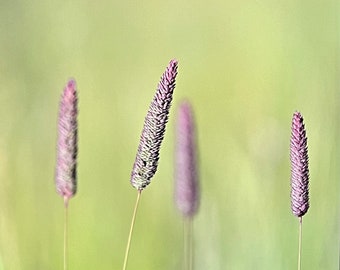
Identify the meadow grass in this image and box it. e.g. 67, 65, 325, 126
0, 1, 339, 269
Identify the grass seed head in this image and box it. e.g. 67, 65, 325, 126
56, 79, 78, 205
290, 111, 310, 218
131, 60, 178, 190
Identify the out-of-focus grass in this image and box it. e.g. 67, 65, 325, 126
0, 0, 339, 269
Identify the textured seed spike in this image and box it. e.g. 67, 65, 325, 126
56, 79, 78, 206
131, 59, 178, 190
175, 101, 199, 217
290, 111, 310, 217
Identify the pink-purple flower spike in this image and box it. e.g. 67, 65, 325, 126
56, 79, 78, 206
175, 101, 199, 217
290, 111, 310, 217
130, 59, 178, 190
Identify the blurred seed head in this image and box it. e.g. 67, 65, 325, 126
175, 101, 199, 217
290, 111, 310, 218
130, 59, 178, 190
55, 79, 78, 206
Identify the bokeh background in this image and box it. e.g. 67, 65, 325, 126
0, 0, 339, 269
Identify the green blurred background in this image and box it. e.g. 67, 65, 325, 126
0, 0, 339, 269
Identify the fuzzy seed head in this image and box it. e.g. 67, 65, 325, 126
175, 101, 199, 217
290, 111, 310, 217
55, 79, 78, 204
130, 59, 178, 190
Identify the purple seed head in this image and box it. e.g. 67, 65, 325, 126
290, 111, 310, 217
130, 59, 178, 190
55, 79, 78, 205
175, 101, 199, 217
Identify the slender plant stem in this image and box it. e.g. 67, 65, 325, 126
183, 219, 187, 270
183, 217, 193, 270
298, 216, 302, 270
64, 198, 69, 270
122, 190, 142, 270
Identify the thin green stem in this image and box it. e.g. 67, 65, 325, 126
183, 220, 187, 270
183, 217, 193, 270
64, 197, 69, 270
298, 216, 302, 270
122, 190, 142, 270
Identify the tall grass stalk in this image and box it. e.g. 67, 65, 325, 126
175, 101, 199, 270
55, 80, 78, 270
290, 111, 310, 270
125, 60, 178, 269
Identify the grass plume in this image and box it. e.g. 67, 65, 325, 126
290, 111, 310, 270
55, 79, 78, 270
123, 59, 179, 270
174, 101, 199, 270
130, 59, 178, 190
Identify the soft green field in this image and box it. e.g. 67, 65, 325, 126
0, 1, 339, 269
